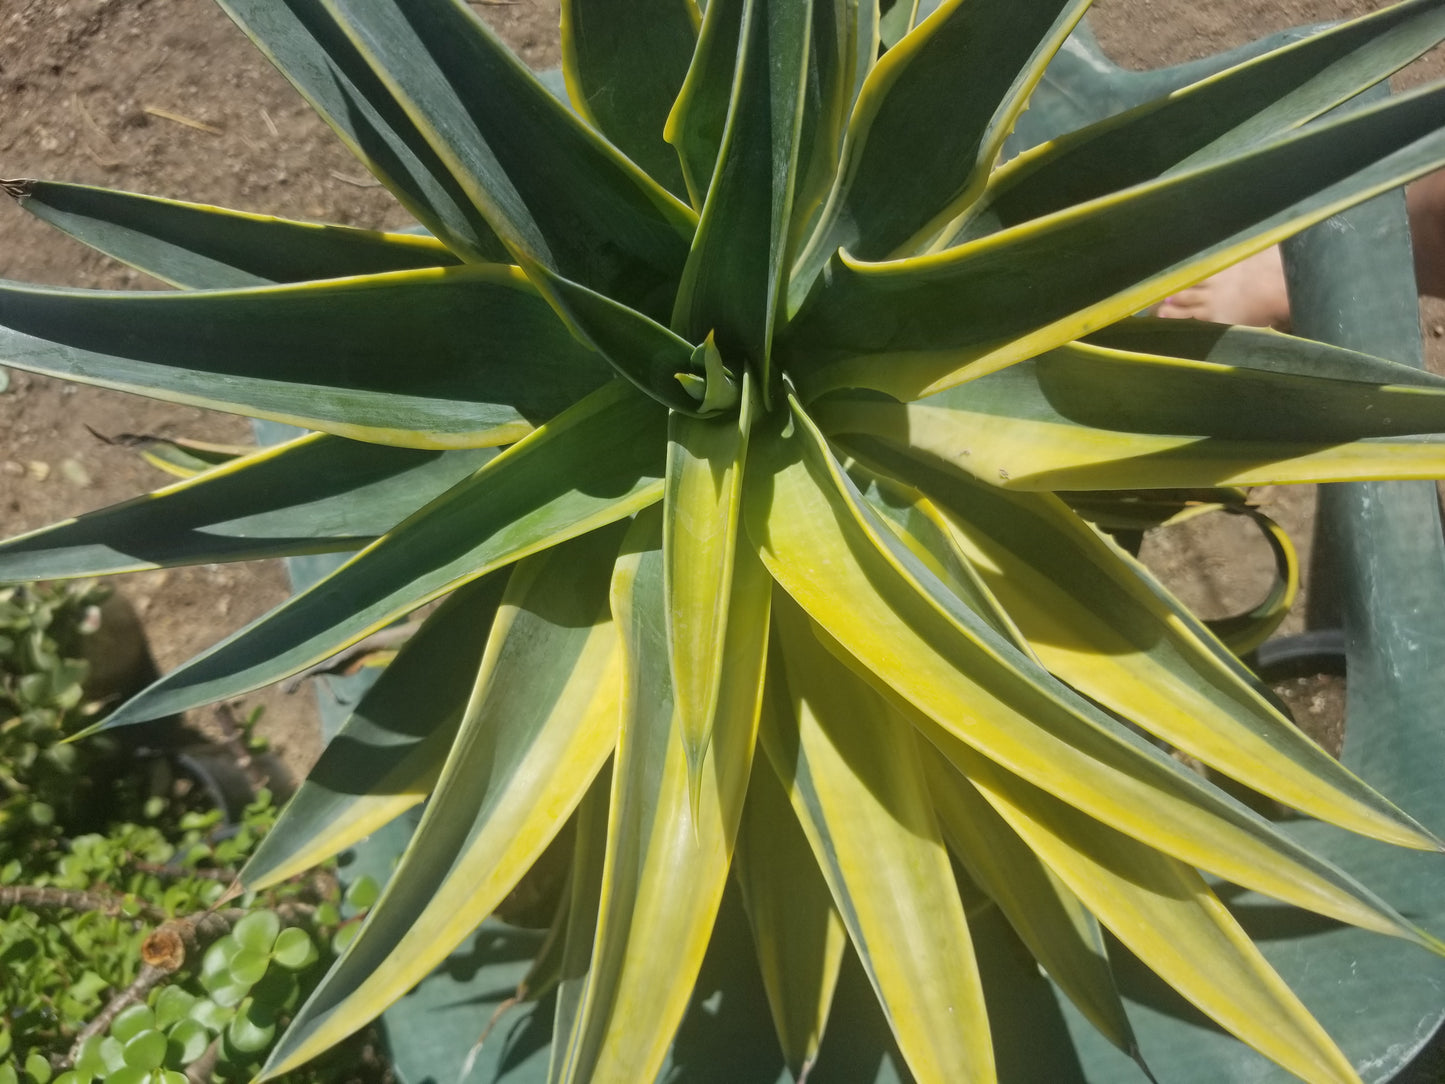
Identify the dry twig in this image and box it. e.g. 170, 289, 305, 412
60, 905, 244, 1068
143, 105, 224, 135
73, 93, 128, 167
328, 168, 382, 187
0, 884, 165, 924
185, 1037, 223, 1083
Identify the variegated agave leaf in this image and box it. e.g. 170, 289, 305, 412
5, 1, 1445, 1081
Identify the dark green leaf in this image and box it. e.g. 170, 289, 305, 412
792, 0, 1088, 291
560, 0, 697, 196
12, 180, 459, 288
673, 0, 813, 398
667, 0, 745, 208
0, 434, 494, 582
321, 0, 696, 318
525, 266, 703, 413
788, 0, 871, 259
216, 0, 508, 261
0, 267, 611, 449
953, 0, 1445, 243
790, 81, 1445, 402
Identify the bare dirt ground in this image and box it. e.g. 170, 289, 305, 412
0, 0, 1442, 782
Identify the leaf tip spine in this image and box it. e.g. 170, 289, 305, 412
1131, 1045, 1161, 1084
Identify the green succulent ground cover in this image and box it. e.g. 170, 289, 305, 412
0, 583, 381, 1082
6, 0, 1445, 1081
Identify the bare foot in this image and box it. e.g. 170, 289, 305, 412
1157, 246, 1291, 329
1408, 170, 1445, 301
1157, 173, 1445, 330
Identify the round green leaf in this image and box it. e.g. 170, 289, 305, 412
332, 922, 361, 955
102, 1069, 145, 1084
227, 946, 270, 986
0, 1063, 16, 1084
231, 910, 281, 954
152, 985, 197, 1030
23, 1053, 50, 1084
110, 1004, 155, 1044
165, 1018, 209, 1064
98, 1037, 125, 1072
52, 1073, 84, 1084
161, 1073, 188, 1084
186, 997, 232, 1032
74, 1035, 107, 1076
270, 926, 318, 971
121, 1030, 167, 1071
199, 936, 240, 989
208, 979, 252, 1010
343, 874, 380, 912
226, 1000, 276, 1054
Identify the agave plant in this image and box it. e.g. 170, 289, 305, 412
6, 0, 1445, 1080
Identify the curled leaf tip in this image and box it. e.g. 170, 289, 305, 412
0, 178, 31, 199
676, 371, 707, 402
688, 332, 740, 414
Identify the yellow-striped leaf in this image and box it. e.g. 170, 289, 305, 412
671, 0, 813, 394
812, 336, 1445, 491
664, 372, 755, 798
734, 723, 847, 1077
242, 573, 507, 890
789, 82, 1445, 401
955, 745, 1364, 1084
921, 741, 1139, 1059
91, 380, 666, 734
555, 511, 768, 1084
948, 0, 1445, 245
0, 267, 611, 451
560, 0, 698, 198
0, 435, 492, 582
13, 179, 459, 289
764, 594, 994, 1084
743, 399, 1439, 944
547, 767, 612, 1084
791, 0, 1089, 291
845, 439, 1433, 849
260, 525, 627, 1079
